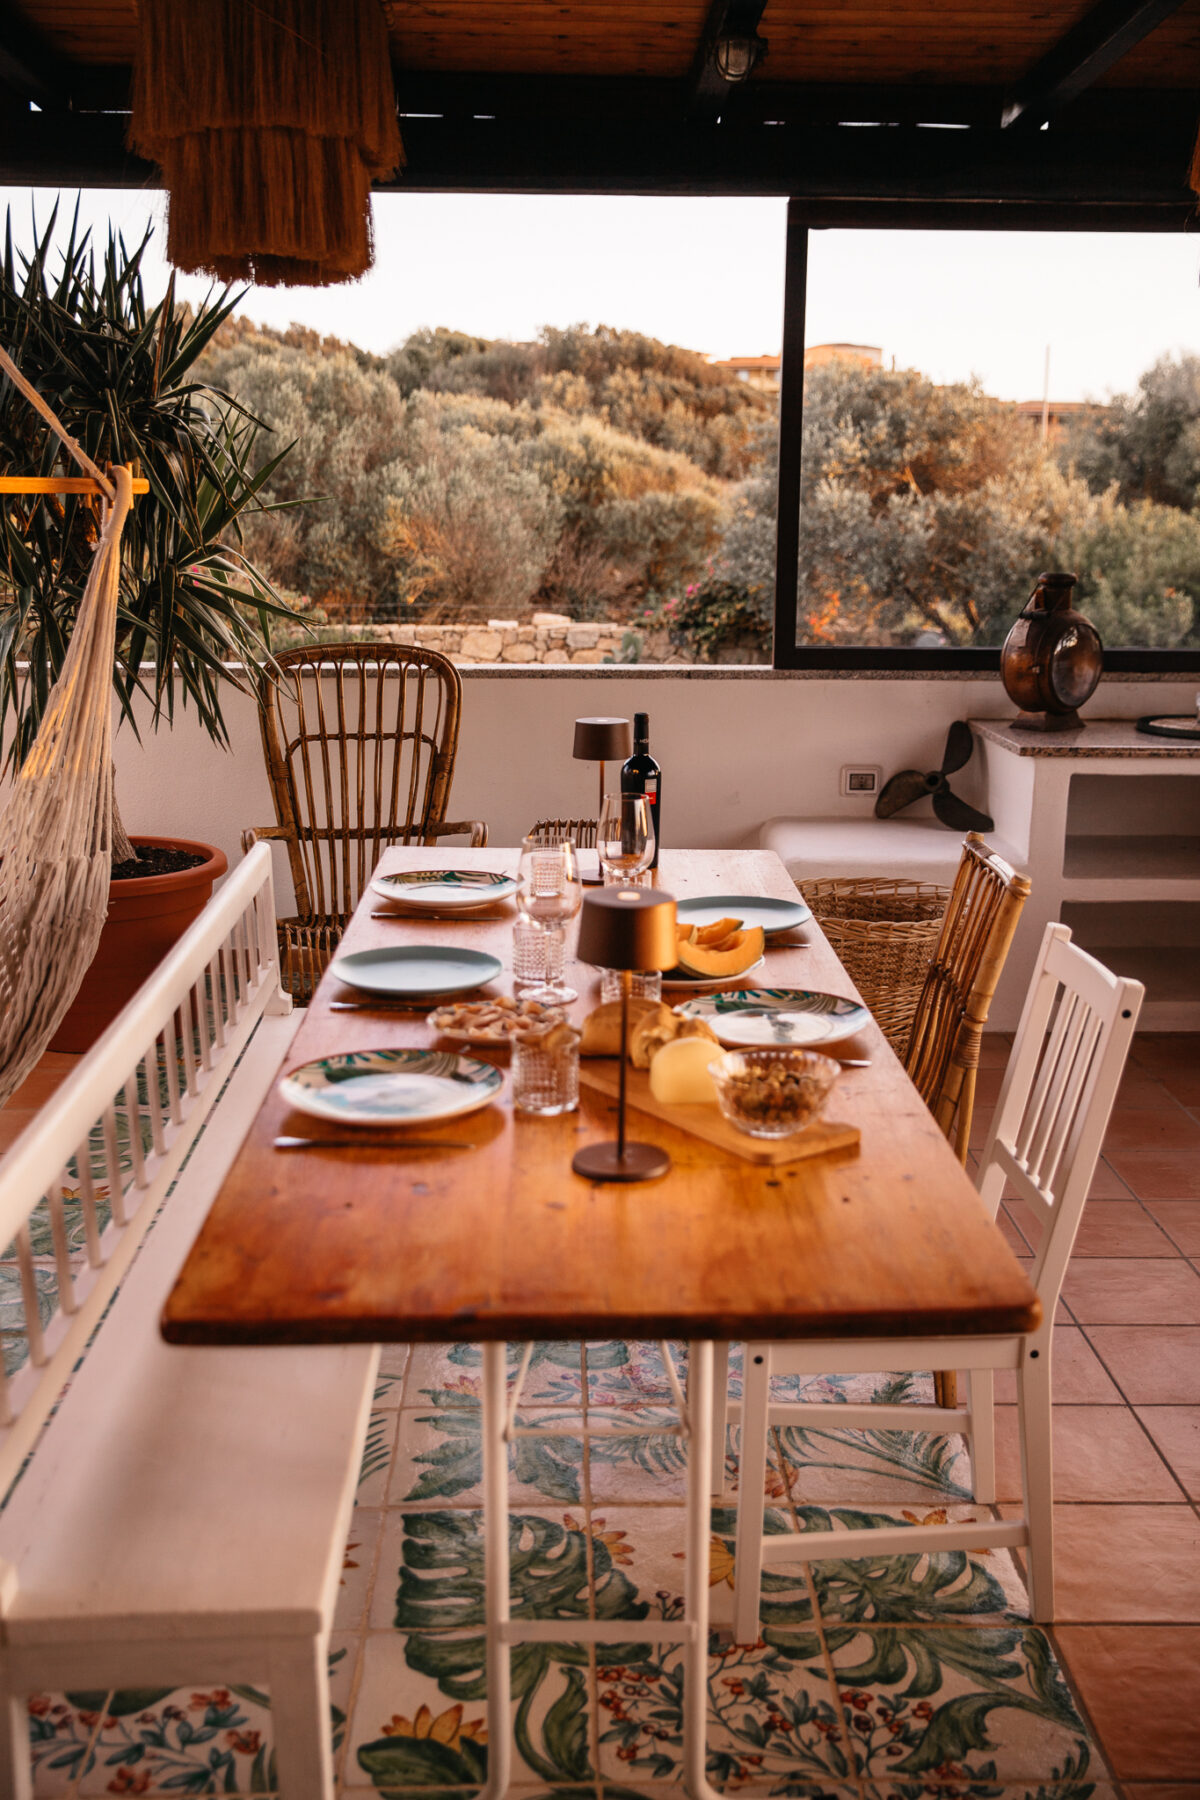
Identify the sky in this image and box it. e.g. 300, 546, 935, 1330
3, 185, 1198, 403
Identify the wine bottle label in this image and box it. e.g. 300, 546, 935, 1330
643, 777, 658, 802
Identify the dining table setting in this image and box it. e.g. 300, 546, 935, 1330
161, 835, 1039, 1800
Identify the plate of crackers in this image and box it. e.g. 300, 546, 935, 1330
428, 996, 567, 1045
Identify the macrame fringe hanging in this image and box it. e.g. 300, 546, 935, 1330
0, 345, 135, 1109
129, 0, 404, 288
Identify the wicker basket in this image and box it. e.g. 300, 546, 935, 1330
799, 876, 950, 1055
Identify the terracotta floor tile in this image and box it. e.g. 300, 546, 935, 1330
978, 1032, 1012, 1068
1105, 1152, 1200, 1203
3, 1052, 81, 1111
1061, 1259, 1200, 1325
1124, 1787, 1200, 1800
997, 1205, 1029, 1252
1145, 1200, 1200, 1256
1134, 1408, 1200, 1500
1001, 1504, 1200, 1623
995, 1326, 1122, 1404
1087, 1328, 1200, 1404
0, 1111, 33, 1153
1054, 1625, 1200, 1779
1008, 1198, 1178, 1258
1087, 1158, 1137, 1200
1112, 1065, 1186, 1110
992, 1405, 1182, 1503
1014, 1260, 1073, 1325
1105, 1110, 1200, 1156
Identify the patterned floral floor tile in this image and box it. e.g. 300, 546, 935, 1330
864, 1786, 1119, 1800
387, 1407, 591, 1508
406, 1342, 586, 1411
371, 1506, 590, 1632
585, 1340, 699, 1408
792, 1505, 1031, 1627
338, 1507, 385, 1630
825, 1625, 1101, 1788
27, 1692, 105, 1795
79, 1682, 276, 1795
329, 1632, 361, 1781
345, 1628, 595, 1793
358, 1409, 401, 1506
375, 1347, 411, 1409
776, 1407, 974, 1509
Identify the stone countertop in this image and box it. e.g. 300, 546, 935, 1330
970, 718, 1200, 758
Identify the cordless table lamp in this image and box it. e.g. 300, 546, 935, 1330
573, 886, 678, 1183
573, 716, 632, 819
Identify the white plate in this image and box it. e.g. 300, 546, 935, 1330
676, 894, 812, 935
673, 987, 871, 1048
280, 1048, 503, 1126
370, 869, 518, 910
660, 956, 767, 991
332, 946, 502, 998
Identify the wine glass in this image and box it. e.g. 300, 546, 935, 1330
515, 836, 582, 1004
597, 792, 655, 887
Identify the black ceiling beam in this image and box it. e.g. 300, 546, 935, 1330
689, 0, 770, 114
1001, 0, 1191, 129
3, 100, 1191, 219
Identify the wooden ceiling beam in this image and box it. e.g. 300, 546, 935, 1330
1001, 0, 1192, 129
0, 0, 73, 107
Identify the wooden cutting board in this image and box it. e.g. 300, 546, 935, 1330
577, 1060, 860, 1168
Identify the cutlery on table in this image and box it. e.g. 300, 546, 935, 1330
274, 1135, 472, 1151
330, 999, 436, 1013
834, 1058, 871, 1067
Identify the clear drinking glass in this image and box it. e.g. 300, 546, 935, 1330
598, 792, 655, 887
512, 916, 566, 989
512, 1024, 580, 1116
515, 837, 582, 1004
600, 968, 663, 1004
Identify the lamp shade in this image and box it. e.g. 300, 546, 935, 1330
573, 717, 632, 762
576, 888, 678, 972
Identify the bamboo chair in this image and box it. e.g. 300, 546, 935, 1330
903, 833, 1031, 1408
721, 924, 1142, 1637
527, 817, 598, 847
245, 644, 487, 999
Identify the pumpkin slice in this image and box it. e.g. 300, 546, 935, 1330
674, 924, 765, 979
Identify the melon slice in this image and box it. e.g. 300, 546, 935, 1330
674, 924, 764, 978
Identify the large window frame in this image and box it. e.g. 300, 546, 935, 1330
770, 200, 1200, 674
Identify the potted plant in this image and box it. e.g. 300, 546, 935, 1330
0, 206, 298, 1048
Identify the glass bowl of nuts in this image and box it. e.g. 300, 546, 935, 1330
709, 1048, 840, 1139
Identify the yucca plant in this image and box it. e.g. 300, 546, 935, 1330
0, 204, 301, 862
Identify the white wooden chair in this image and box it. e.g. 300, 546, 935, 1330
722, 922, 1142, 1639
0, 844, 378, 1799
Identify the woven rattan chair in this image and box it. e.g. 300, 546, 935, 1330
527, 817, 598, 847
902, 833, 1031, 1408
245, 644, 487, 998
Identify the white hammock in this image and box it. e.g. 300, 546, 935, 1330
0, 345, 135, 1107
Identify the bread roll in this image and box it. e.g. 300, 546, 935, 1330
580, 998, 661, 1057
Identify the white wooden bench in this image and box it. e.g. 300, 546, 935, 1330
0, 844, 378, 1800
760, 815, 970, 885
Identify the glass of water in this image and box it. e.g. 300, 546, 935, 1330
515, 837, 582, 1004
512, 1023, 580, 1116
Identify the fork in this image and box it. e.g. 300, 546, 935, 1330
274, 1135, 472, 1151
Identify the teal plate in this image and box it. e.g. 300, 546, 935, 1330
280, 1048, 503, 1126
370, 869, 519, 909
674, 986, 870, 1048
676, 893, 812, 935
331, 945, 502, 998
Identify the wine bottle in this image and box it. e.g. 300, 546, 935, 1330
621, 711, 661, 870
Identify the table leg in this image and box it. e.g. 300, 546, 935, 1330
481, 1341, 512, 1800
683, 1339, 721, 1800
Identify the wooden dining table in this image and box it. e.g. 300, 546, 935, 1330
162, 844, 1039, 1800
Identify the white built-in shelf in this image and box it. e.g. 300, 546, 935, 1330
1082, 947, 1200, 1006
1063, 835, 1200, 882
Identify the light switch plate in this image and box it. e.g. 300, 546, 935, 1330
841, 764, 883, 797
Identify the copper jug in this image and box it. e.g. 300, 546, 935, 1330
1000, 571, 1103, 731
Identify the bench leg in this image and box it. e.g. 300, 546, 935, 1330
0, 1686, 32, 1800
269, 1636, 334, 1800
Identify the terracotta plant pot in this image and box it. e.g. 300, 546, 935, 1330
49, 836, 229, 1054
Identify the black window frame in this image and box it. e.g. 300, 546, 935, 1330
771, 199, 1200, 674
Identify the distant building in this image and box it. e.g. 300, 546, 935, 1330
707, 343, 884, 391
1013, 398, 1107, 442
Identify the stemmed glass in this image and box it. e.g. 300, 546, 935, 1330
597, 792, 655, 887
515, 836, 582, 1004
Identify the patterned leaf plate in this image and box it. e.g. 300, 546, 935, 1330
661, 956, 767, 990
370, 868, 519, 909
280, 1048, 504, 1125
675, 893, 812, 935
674, 986, 871, 1047
332, 946, 503, 998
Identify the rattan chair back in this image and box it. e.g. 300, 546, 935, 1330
249, 643, 486, 996
527, 818, 598, 848
904, 833, 1032, 1162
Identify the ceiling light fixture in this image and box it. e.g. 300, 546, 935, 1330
712, 30, 767, 83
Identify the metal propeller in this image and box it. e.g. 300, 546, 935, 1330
875, 720, 994, 832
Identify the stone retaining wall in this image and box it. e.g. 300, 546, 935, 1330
364, 611, 690, 665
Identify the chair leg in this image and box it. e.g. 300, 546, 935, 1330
709, 1340, 731, 1496
1016, 1350, 1055, 1623
732, 1344, 771, 1646
965, 1367, 996, 1504
933, 1369, 958, 1408
0, 1684, 33, 1800
269, 1635, 335, 1800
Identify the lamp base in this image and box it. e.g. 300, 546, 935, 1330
572, 1140, 671, 1183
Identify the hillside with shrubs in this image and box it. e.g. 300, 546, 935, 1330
199, 317, 1200, 661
